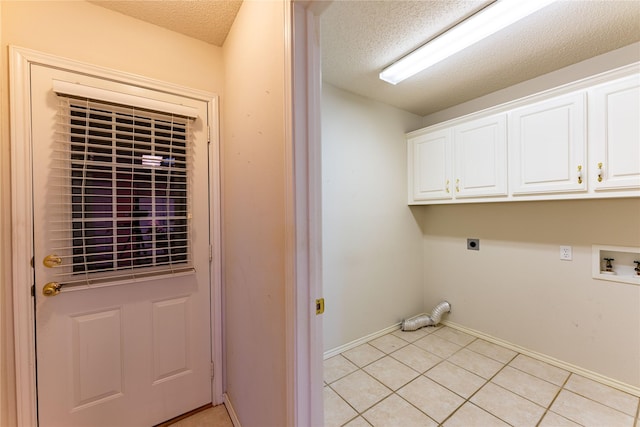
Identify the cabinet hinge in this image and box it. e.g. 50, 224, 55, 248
31, 284, 35, 297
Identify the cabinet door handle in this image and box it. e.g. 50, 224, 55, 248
445, 180, 450, 193
456, 178, 460, 192
597, 162, 603, 182
577, 165, 583, 184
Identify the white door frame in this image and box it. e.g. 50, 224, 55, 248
9, 46, 223, 425
286, 2, 328, 425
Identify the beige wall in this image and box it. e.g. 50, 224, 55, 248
419, 45, 640, 388
221, 1, 289, 426
423, 42, 640, 127
320, 43, 640, 389
1, 2, 13, 425
0, 1, 223, 423
421, 199, 640, 387
322, 84, 424, 351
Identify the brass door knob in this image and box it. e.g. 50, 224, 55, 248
43, 254, 62, 268
42, 282, 62, 297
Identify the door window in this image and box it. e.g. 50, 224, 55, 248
53, 97, 194, 287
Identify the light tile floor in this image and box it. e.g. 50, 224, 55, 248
324, 325, 640, 427
169, 404, 233, 427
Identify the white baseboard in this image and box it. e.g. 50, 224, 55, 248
323, 322, 402, 359
443, 320, 640, 398
223, 393, 242, 427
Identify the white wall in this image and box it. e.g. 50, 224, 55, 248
419, 45, 640, 388
222, 2, 289, 426
0, 2, 224, 424
421, 199, 640, 388
321, 44, 640, 389
322, 84, 424, 352
424, 43, 640, 127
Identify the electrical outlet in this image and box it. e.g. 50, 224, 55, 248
560, 246, 572, 261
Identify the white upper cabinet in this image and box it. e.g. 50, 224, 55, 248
407, 64, 639, 205
454, 114, 507, 198
589, 74, 640, 191
509, 92, 587, 195
408, 129, 452, 201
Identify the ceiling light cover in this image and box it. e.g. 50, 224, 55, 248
380, 0, 558, 85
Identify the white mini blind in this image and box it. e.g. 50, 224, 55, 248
50, 94, 195, 288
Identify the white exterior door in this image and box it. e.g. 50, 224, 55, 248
31, 64, 213, 426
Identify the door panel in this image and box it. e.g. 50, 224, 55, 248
71, 308, 123, 409
31, 64, 212, 426
454, 113, 507, 198
590, 75, 640, 190
509, 92, 586, 195
410, 129, 452, 201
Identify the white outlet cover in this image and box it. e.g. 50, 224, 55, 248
560, 246, 572, 261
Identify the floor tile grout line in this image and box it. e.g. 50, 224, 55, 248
381, 327, 515, 426
535, 372, 574, 427
368, 335, 413, 355
438, 401, 513, 427
485, 357, 568, 411
504, 360, 569, 389
327, 327, 639, 426
341, 343, 385, 367
342, 359, 443, 424
326, 378, 371, 426
406, 328, 557, 426
440, 326, 631, 401
387, 346, 444, 376
558, 386, 640, 421
368, 390, 440, 426
436, 343, 591, 426
324, 354, 360, 385
332, 326, 508, 418
562, 372, 640, 418
381, 328, 505, 424
333, 327, 467, 426
463, 339, 520, 364
437, 350, 520, 427
325, 382, 361, 423
328, 365, 396, 418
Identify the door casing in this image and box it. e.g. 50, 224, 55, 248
9, 46, 223, 425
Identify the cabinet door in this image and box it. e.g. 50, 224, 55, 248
408, 129, 452, 201
454, 114, 507, 198
510, 92, 587, 195
590, 75, 640, 190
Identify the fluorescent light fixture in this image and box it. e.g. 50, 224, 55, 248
379, 0, 557, 85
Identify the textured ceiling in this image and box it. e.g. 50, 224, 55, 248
88, 0, 242, 47
88, 0, 640, 117
321, 0, 640, 116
